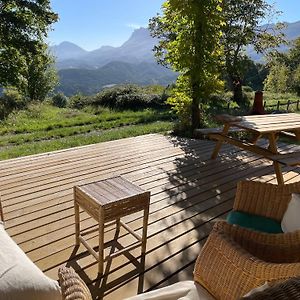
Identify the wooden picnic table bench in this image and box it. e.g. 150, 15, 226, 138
209, 113, 300, 184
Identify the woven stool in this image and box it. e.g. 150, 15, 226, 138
74, 176, 150, 275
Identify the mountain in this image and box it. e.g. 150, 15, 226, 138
247, 21, 300, 62
52, 28, 157, 69
52, 22, 300, 96
56, 61, 177, 96
51, 41, 88, 62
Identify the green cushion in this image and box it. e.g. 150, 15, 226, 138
227, 211, 283, 234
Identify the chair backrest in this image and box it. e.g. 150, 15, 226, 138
233, 180, 300, 221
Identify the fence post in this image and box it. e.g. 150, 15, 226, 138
287, 100, 290, 111
297, 100, 299, 111
277, 101, 280, 111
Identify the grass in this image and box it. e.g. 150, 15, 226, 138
0, 103, 174, 160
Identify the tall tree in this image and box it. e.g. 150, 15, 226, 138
149, 0, 224, 130
20, 45, 58, 101
0, 0, 58, 89
222, 0, 285, 105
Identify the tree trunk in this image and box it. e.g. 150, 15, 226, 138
191, 78, 201, 130
191, 99, 200, 130
232, 77, 243, 106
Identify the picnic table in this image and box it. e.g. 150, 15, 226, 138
209, 113, 300, 185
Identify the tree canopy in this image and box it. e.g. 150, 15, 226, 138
264, 37, 300, 95
0, 0, 58, 89
149, 0, 224, 129
222, 0, 285, 105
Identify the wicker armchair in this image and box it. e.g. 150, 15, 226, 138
194, 222, 300, 300
229, 180, 300, 263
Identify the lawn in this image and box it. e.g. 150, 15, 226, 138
0, 103, 174, 160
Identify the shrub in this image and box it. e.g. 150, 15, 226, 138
52, 93, 68, 108
91, 84, 167, 110
0, 88, 25, 120
68, 93, 92, 109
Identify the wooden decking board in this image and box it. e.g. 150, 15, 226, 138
0, 134, 164, 168
10, 147, 284, 256
16, 155, 276, 268
8, 146, 267, 238
0, 134, 300, 300
0, 140, 179, 189
1, 138, 196, 193
1, 142, 230, 217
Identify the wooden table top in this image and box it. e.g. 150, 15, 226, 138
222, 113, 300, 134
76, 176, 147, 207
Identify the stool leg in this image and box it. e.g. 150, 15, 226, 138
98, 219, 104, 275
74, 201, 80, 245
141, 206, 149, 254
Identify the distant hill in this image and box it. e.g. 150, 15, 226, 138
51, 22, 300, 96
57, 61, 177, 96
247, 20, 300, 62
51, 28, 157, 70
51, 41, 88, 62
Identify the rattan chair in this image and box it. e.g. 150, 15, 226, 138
194, 222, 300, 300
229, 180, 300, 263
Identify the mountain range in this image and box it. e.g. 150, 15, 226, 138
52, 22, 300, 96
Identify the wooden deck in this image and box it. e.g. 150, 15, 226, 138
0, 133, 300, 299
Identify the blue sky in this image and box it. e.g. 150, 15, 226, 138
48, 0, 300, 51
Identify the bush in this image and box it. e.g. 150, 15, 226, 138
68, 93, 92, 109
0, 88, 25, 120
52, 93, 68, 108
91, 84, 167, 110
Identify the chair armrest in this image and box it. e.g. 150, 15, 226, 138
233, 181, 293, 221
58, 267, 92, 300
194, 228, 300, 300
242, 277, 300, 300
215, 221, 300, 263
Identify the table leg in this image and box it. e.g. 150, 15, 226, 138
98, 212, 105, 275
74, 201, 80, 246
141, 206, 149, 254
268, 133, 284, 185
211, 124, 230, 159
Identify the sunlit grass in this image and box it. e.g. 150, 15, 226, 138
0, 103, 175, 160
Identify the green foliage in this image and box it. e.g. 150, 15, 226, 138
292, 65, 300, 96
52, 93, 68, 108
149, 0, 224, 130
264, 38, 300, 95
264, 62, 290, 93
68, 93, 93, 109
0, 1, 58, 89
91, 84, 168, 110
20, 46, 59, 102
0, 88, 25, 119
222, 0, 285, 104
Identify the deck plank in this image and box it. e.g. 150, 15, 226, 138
0, 133, 299, 300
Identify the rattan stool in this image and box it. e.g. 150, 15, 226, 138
74, 176, 150, 275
